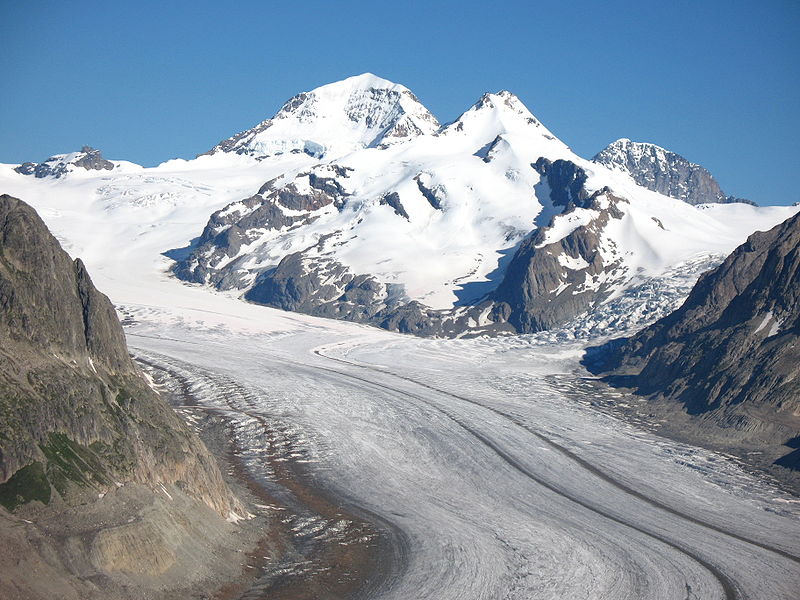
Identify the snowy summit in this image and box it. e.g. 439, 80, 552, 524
206, 73, 440, 159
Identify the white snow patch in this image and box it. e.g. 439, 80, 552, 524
754, 311, 773, 334
558, 253, 590, 270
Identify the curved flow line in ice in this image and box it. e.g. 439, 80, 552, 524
311, 344, 800, 566
133, 348, 414, 600
306, 343, 800, 600
306, 348, 734, 599
127, 332, 795, 600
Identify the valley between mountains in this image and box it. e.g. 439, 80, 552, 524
1, 73, 799, 599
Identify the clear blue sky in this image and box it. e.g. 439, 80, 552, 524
1, 0, 798, 205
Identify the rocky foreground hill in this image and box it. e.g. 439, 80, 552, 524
0, 195, 250, 599
585, 211, 800, 481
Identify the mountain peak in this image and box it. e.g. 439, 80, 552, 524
601, 138, 675, 162
470, 90, 533, 118
312, 72, 405, 92
206, 74, 439, 159
593, 139, 754, 206
441, 90, 568, 156
14, 146, 115, 178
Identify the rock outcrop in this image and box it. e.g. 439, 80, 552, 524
174, 165, 352, 290
592, 138, 755, 206
15, 146, 115, 178
0, 195, 246, 598
586, 211, 800, 470
489, 158, 629, 333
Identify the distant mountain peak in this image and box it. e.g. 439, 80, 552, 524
474, 90, 528, 111
442, 89, 564, 155
593, 138, 755, 206
465, 90, 536, 120
15, 146, 115, 178
206, 74, 439, 159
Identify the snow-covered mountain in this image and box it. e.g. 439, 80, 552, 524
592, 138, 754, 206
204, 73, 440, 159
172, 76, 796, 335
2, 74, 797, 338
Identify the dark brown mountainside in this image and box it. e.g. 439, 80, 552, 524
586, 211, 800, 474
0, 194, 247, 599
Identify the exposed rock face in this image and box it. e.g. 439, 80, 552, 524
246, 253, 391, 322
15, 146, 115, 178
592, 138, 755, 206
0, 194, 249, 597
174, 165, 352, 289
586, 212, 800, 465
379, 192, 410, 220
490, 159, 629, 333
243, 253, 513, 336
0, 194, 239, 514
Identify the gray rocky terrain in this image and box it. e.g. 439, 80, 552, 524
0, 195, 254, 599
592, 138, 755, 205
585, 211, 800, 481
489, 158, 630, 332
15, 146, 116, 178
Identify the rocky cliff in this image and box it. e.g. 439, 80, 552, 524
0, 194, 247, 598
586, 211, 800, 472
489, 158, 629, 333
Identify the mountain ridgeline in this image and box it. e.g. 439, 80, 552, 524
0, 195, 245, 599
164, 74, 793, 337
14, 74, 794, 339
592, 138, 755, 206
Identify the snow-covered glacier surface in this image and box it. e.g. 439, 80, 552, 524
115, 294, 800, 599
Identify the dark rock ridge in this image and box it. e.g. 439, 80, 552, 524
379, 192, 410, 220
586, 211, 800, 470
15, 146, 115, 178
414, 174, 445, 210
592, 139, 755, 206
0, 193, 242, 508
489, 159, 628, 333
